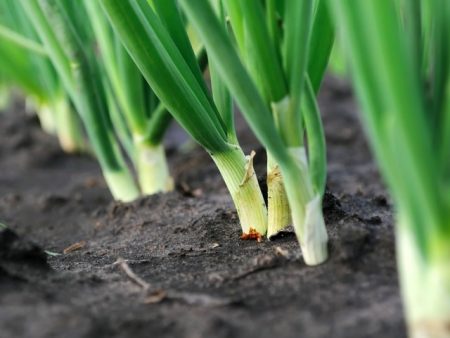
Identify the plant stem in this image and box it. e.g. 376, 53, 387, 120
53, 98, 86, 153
267, 146, 311, 238
267, 96, 294, 237
103, 168, 140, 202
135, 140, 173, 195
267, 151, 291, 238
282, 152, 328, 265
0, 87, 9, 111
397, 213, 450, 338
212, 146, 267, 235
36, 102, 57, 134
267, 94, 312, 238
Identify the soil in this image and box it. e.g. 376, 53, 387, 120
0, 77, 406, 338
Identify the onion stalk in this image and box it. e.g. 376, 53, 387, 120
19, 0, 140, 201
331, 0, 450, 335
83, 0, 174, 195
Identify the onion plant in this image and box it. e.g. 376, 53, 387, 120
19, 0, 140, 201
198, 0, 333, 238
178, 0, 332, 264
83, 0, 174, 195
331, 1, 450, 336
0, 0, 85, 153
100, 0, 269, 238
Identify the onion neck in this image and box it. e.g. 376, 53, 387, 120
211, 146, 267, 235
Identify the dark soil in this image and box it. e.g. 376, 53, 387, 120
0, 77, 406, 338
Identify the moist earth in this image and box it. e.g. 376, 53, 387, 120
0, 77, 406, 338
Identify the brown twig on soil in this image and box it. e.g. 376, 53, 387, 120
113, 258, 151, 290
144, 289, 167, 304
63, 240, 86, 254
113, 258, 233, 307
209, 248, 298, 284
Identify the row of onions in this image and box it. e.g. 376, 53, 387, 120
0, 1, 448, 336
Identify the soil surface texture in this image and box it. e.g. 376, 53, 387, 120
0, 77, 406, 338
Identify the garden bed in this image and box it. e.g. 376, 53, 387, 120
0, 77, 406, 338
